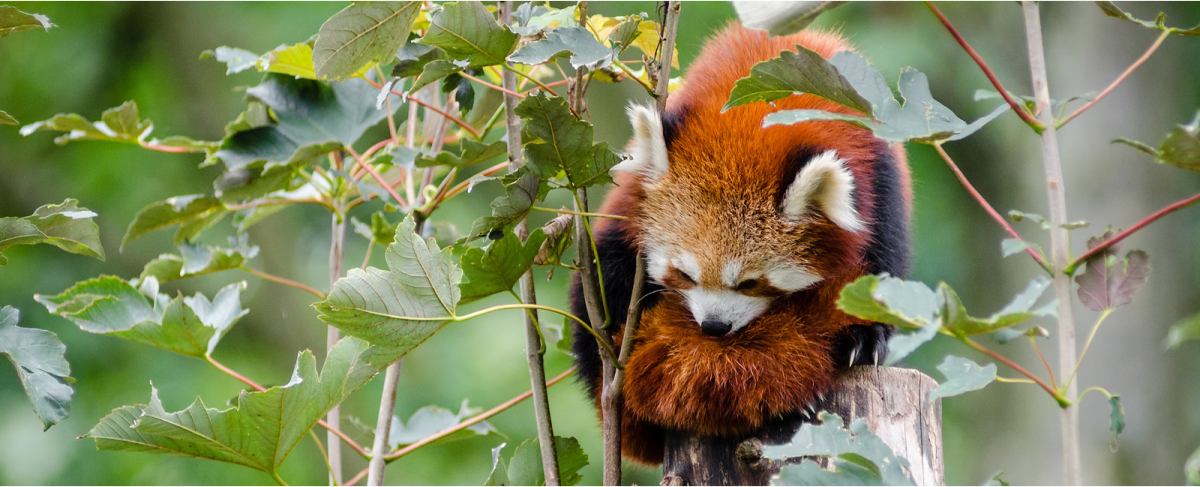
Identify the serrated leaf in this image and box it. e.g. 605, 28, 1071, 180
410, 59, 469, 94
485, 442, 510, 486
468, 173, 544, 239
941, 277, 1054, 336
774, 459, 886, 486
210, 73, 399, 172
460, 230, 548, 303
928, 355, 996, 401
0, 306, 73, 430
765, 411, 913, 486
0, 6, 53, 37
389, 399, 498, 449
419, 1, 518, 68
1096, 1, 1200, 35
85, 337, 377, 477
315, 214, 461, 363
37, 276, 246, 358
416, 139, 506, 168
139, 236, 258, 284
517, 92, 620, 188
1075, 229, 1151, 311
1001, 238, 1043, 259
734, 1, 847, 37
725, 44, 872, 114
201, 46, 261, 75
122, 195, 227, 250
511, 5, 577, 36
0, 199, 104, 264
1114, 111, 1200, 174
605, 16, 642, 52
314, 2, 422, 81
351, 212, 399, 246
509, 26, 615, 70
836, 274, 941, 329
21, 101, 151, 145
884, 320, 939, 366
503, 436, 589, 486
1164, 312, 1200, 350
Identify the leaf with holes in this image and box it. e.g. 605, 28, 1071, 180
928, 355, 996, 402
836, 274, 941, 329
765, 411, 914, 486
419, 1, 518, 68
459, 230, 548, 303
315, 214, 462, 365
139, 236, 259, 284
1114, 111, 1200, 174
1075, 229, 1151, 312
0, 306, 73, 430
0, 6, 53, 37
941, 277, 1054, 337
468, 173, 546, 240
314, 2, 422, 80
85, 336, 376, 478
517, 92, 621, 188
0, 199, 104, 265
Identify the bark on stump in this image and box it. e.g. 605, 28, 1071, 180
661, 367, 943, 486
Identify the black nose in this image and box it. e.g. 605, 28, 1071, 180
700, 320, 732, 337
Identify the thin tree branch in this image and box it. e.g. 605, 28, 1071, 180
327, 209, 347, 485
925, 1, 1045, 131
367, 359, 403, 485
933, 143, 1052, 273
1057, 30, 1170, 128
240, 266, 326, 298
504, 65, 559, 96
363, 78, 482, 139
961, 337, 1068, 406
345, 146, 408, 208
530, 206, 627, 220
460, 71, 525, 99
1064, 190, 1200, 275
1028, 335, 1057, 388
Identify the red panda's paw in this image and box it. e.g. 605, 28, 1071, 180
832, 323, 893, 367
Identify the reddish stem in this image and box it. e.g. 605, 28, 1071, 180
1029, 336, 1057, 387
1057, 30, 1170, 128
1064, 190, 1200, 274
345, 468, 369, 486
934, 143, 1053, 273
521, 79, 569, 94
363, 78, 482, 139
140, 143, 193, 153
925, 1, 1045, 131
459, 71, 525, 99
429, 161, 509, 208
241, 266, 326, 298
345, 146, 409, 207
963, 337, 1068, 406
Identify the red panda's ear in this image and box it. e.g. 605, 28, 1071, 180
780, 150, 866, 233
612, 104, 669, 181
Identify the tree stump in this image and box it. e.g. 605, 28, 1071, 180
661, 367, 944, 486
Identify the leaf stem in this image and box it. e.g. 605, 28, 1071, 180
345, 146, 408, 208
612, 59, 654, 92
327, 209, 347, 486
933, 143, 1052, 273
272, 471, 289, 486
225, 198, 326, 211
1062, 309, 1112, 390
309, 430, 336, 481
1057, 30, 1171, 128
241, 266, 326, 299
460, 71, 525, 99
139, 141, 194, 153
360, 240, 374, 270
431, 161, 509, 205
503, 65, 559, 96
457, 304, 620, 364
995, 376, 1036, 384
925, 1, 1045, 131
1074, 386, 1114, 404
531, 206, 627, 220
363, 78, 482, 139
1063, 191, 1200, 275
962, 336, 1068, 406
1029, 335, 1057, 387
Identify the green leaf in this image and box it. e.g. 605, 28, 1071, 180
468, 173, 545, 239
0, 6, 53, 37
836, 274, 941, 329
500, 436, 589, 486
485, 443, 510, 486
733, 1, 847, 37
314, 2, 422, 81
0, 199, 105, 264
1074, 229, 1151, 312
200, 46, 261, 75
0, 109, 16, 125
419, 1, 519, 68
1164, 312, 1200, 350
725, 44, 873, 114
37, 276, 246, 359
122, 195, 228, 250
985, 470, 1010, 486
460, 230, 548, 303
139, 236, 259, 284
1186, 443, 1200, 486
410, 59, 469, 94
1114, 111, 1200, 174
508, 26, 615, 70
940, 277, 1054, 337
1096, 1, 1200, 35
21, 101, 149, 144
534, 213, 574, 271
351, 212, 399, 246
416, 139, 507, 168
1008, 209, 1050, 229
517, 92, 620, 188
210, 73, 400, 172
1108, 395, 1125, 441
85, 337, 377, 477
605, 16, 642, 52
775, 459, 886, 486
928, 355, 996, 402
764, 412, 913, 486
511, 5, 578, 36
315, 214, 462, 364
884, 320, 939, 366
0, 306, 73, 431
1000, 238, 1044, 259
389, 400, 498, 449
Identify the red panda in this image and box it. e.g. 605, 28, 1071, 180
569, 24, 913, 465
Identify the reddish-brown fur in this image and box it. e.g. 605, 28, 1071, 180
584, 25, 912, 464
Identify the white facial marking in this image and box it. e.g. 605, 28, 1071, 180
680, 288, 771, 334
646, 247, 670, 283
781, 150, 866, 233
674, 251, 702, 282
766, 265, 822, 292
721, 261, 742, 288
611, 104, 669, 181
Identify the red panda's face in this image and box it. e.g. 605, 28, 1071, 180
617, 105, 865, 338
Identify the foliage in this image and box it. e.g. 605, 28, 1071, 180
0, 306, 73, 431
0, 199, 103, 265
486, 437, 589, 486
766, 412, 914, 486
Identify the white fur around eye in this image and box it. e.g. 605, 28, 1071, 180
766, 265, 822, 292
674, 251, 702, 282
781, 150, 865, 233
721, 261, 742, 288
646, 247, 670, 283
611, 104, 669, 181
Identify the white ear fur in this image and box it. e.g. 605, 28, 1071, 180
780, 150, 865, 233
611, 104, 669, 180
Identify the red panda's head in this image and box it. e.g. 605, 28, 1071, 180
614, 104, 867, 338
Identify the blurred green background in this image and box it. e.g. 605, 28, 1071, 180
2, 2, 1199, 485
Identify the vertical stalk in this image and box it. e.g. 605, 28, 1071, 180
327, 210, 346, 486
1021, 3, 1081, 484
501, 2, 560, 485
367, 361, 402, 486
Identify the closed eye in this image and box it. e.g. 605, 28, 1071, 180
677, 270, 696, 285
735, 279, 758, 291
